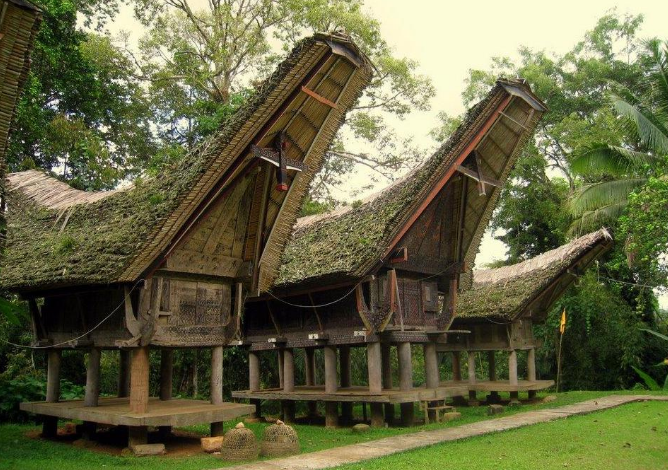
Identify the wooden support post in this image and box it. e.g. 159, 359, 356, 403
487, 351, 500, 404
118, 350, 131, 398
367, 342, 383, 427
282, 349, 295, 423
42, 350, 61, 437
424, 343, 439, 389
249, 350, 262, 419
381, 344, 394, 424
82, 347, 101, 439
129, 346, 150, 449
423, 342, 439, 423
509, 349, 520, 405
130, 346, 150, 414
452, 351, 462, 381
398, 342, 414, 426
210, 346, 224, 436
160, 349, 174, 401
467, 352, 479, 405
249, 351, 261, 391
339, 346, 352, 424
283, 349, 295, 392
324, 345, 338, 427
305, 348, 317, 417
277, 349, 285, 389
527, 348, 537, 400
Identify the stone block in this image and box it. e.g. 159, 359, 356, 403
542, 395, 558, 403
131, 443, 166, 456
441, 412, 461, 421
487, 404, 504, 415
201, 436, 225, 453
352, 424, 370, 434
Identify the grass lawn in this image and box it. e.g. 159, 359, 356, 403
0, 391, 665, 469
335, 400, 668, 470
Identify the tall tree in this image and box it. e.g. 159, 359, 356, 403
569, 39, 668, 234
130, 0, 435, 200
8, 0, 155, 190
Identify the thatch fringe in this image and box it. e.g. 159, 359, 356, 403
456, 229, 613, 320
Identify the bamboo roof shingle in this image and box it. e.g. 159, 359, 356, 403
455, 229, 613, 321
274, 79, 547, 291
1, 32, 373, 292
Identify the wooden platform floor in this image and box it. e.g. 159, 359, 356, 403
232, 384, 471, 404
232, 380, 553, 404
20, 397, 255, 427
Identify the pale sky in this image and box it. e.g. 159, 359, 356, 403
108, 0, 668, 301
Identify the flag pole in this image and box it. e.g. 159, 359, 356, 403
556, 309, 566, 393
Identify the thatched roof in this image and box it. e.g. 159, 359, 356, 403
456, 229, 613, 321
1, 32, 373, 293
275, 79, 547, 290
0, 0, 41, 201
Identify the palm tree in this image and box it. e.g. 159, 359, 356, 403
568, 39, 668, 234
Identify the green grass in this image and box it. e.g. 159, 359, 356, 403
335, 400, 668, 470
0, 391, 665, 469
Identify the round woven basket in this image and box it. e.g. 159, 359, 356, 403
261, 421, 299, 457
221, 424, 259, 461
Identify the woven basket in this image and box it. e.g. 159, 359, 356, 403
221, 424, 259, 461
261, 421, 299, 457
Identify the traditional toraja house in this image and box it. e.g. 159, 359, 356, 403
2, 32, 373, 449
232, 79, 548, 427
0, 0, 41, 229
447, 228, 613, 404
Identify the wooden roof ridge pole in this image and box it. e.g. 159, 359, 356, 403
256, 66, 359, 270
382, 94, 514, 260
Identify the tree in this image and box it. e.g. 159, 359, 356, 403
8, 0, 156, 190
569, 39, 668, 234
130, 0, 435, 201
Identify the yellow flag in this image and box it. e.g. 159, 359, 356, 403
559, 309, 567, 334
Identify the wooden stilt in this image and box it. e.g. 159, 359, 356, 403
509, 349, 520, 405
118, 350, 131, 398
160, 349, 174, 401
83, 347, 101, 440
367, 342, 383, 427
339, 346, 352, 424
527, 348, 537, 400
451, 351, 466, 405
248, 350, 262, 418
282, 349, 296, 423
487, 351, 500, 403
42, 350, 61, 437
398, 342, 414, 426
128, 426, 148, 448
277, 349, 285, 388
210, 346, 224, 436
423, 342, 439, 422
130, 346, 150, 414
324, 346, 338, 427
305, 348, 317, 417
381, 344, 394, 424
467, 351, 479, 405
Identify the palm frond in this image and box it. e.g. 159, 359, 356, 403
643, 39, 668, 115
612, 96, 668, 155
567, 201, 627, 236
568, 178, 646, 216
571, 143, 657, 176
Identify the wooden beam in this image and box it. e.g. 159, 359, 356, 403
301, 85, 338, 109
130, 346, 150, 414
84, 348, 101, 407
383, 94, 513, 258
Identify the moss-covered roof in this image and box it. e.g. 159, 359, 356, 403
275, 79, 546, 290
455, 229, 613, 321
1, 32, 372, 292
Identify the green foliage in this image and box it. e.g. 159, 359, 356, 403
7, 0, 156, 190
